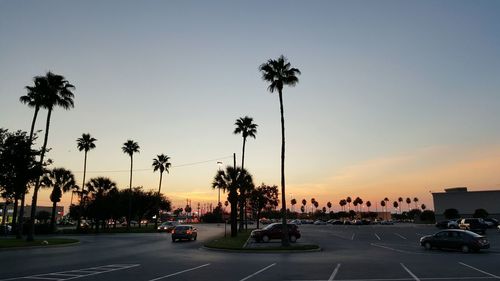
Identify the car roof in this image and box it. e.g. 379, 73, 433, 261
437, 229, 483, 237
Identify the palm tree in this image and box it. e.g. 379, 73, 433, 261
311, 198, 316, 213
405, 197, 411, 211
346, 197, 352, 210
260, 55, 301, 247
413, 197, 419, 209
301, 199, 306, 209
47, 168, 75, 231
421, 204, 426, 210
339, 199, 347, 212
76, 133, 96, 228
233, 116, 258, 170
393, 201, 399, 213
27, 72, 75, 241
152, 154, 171, 228
366, 201, 371, 212
397, 197, 403, 214
212, 166, 253, 237
19, 78, 46, 238
122, 140, 140, 229
327, 201, 332, 212
380, 200, 386, 212
291, 198, 297, 212
86, 177, 117, 233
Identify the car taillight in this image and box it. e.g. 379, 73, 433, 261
186, 230, 192, 234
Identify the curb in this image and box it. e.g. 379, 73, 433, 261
0, 240, 80, 251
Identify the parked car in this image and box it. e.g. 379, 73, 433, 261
483, 218, 499, 228
251, 223, 301, 243
290, 219, 302, 225
171, 225, 197, 242
380, 220, 394, 225
157, 221, 178, 233
328, 219, 343, 225
314, 220, 327, 225
420, 229, 490, 253
0, 225, 12, 234
459, 218, 488, 234
436, 219, 459, 229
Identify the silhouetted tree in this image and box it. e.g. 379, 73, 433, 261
443, 208, 460, 219
76, 133, 96, 229
122, 139, 140, 229
48, 168, 75, 231
259, 55, 301, 247
152, 154, 171, 228
27, 72, 75, 241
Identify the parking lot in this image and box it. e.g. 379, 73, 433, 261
1, 223, 500, 281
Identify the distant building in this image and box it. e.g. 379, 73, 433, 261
432, 187, 500, 221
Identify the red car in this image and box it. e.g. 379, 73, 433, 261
251, 223, 301, 243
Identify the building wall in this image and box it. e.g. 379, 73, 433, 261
432, 188, 500, 221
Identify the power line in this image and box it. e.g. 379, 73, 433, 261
72, 155, 233, 174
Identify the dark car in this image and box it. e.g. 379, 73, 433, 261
420, 229, 489, 253
435, 219, 459, 229
459, 218, 488, 234
484, 218, 499, 228
171, 225, 197, 242
251, 223, 301, 243
157, 221, 178, 233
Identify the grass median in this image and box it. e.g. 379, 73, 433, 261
0, 238, 79, 249
204, 229, 320, 252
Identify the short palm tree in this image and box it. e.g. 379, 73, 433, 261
152, 154, 171, 228
346, 197, 352, 210
398, 197, 403, 213
380, 200, 386, 212
291, 198, 297, 212
413, 197, 419, 209
259, 55, 300, 247
48, 168, 76, 231
406, 197, 411, 211
122, 140, 140, 229
212, 166, 253, 237
366, 201, 371, 212
327, 201, 332, 212
27, 72, 75, 241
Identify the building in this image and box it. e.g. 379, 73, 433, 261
432, 187, 500, 221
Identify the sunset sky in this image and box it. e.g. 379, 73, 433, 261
1, 0, 499, 213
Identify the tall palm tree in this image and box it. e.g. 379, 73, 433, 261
405, 197, 411, 211
18, 76, 47, 239
47, 168, 76, 231
339, 199, 347, 212
346, 197, 352, 210
380, 200, 386, 212
27, 72, 75, 241
366, 201, 372, 212
398, 197, 403, 214
291, 198, 297, 212
393, 201, 399, 213
327, 201, 332, 213
259, 55, 300, 247
76, 133, 96, 228
212, 166, 253, 237
233, 116, 258, 230
122, 140, 140, 229
152, 154, 171, 228
233, 116, 258, 170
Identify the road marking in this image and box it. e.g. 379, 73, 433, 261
351, 233, 355, 240
400, 263, 420, 281
370, 243, 414, 254
148, 264, 210, 281
374, 233, 381, 240
459, 262, 500, 279
288, 276, 495, 281
394, 233, 407, 240
239, 263, 276, 281
328, 264, 341, 280
0, 264, 140, 281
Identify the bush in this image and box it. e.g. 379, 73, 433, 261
473, 208, 489, 219
443, 208, 460, 219
420, 210, 435, 223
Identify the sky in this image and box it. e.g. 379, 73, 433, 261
1, 0, 499, 213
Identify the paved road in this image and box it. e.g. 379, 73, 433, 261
1, 223, 500, 281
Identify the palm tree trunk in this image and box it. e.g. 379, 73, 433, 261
127, 156, 133, 230
155, 171, 163, 229
278, 89, 289, 247
51, 201, 57, 232
77, 150, 88, 230
28, 108, 52, 241
230, 198, 237, 237
16, 194, 25, 239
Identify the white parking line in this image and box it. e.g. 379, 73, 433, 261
0, 264, 140, 281
394, 233, 407, 240
400, 263, 420, 281
370, 243, 414, 254
328, 264, 341, 280
148, 264, 210, 281
374, 233, 381, 240
459, 262, 500, 279
351, 233, 356, 240
239, 263, 276, 281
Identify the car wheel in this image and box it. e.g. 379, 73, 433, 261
461, 245, 470, 253
290, 235, 297, 243
262, 235, 270, 243
172, 238, 176, 242
194, 235, 197, 241
424, 242, 432, 250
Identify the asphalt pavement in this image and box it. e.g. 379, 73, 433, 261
1, 223, 500, 281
